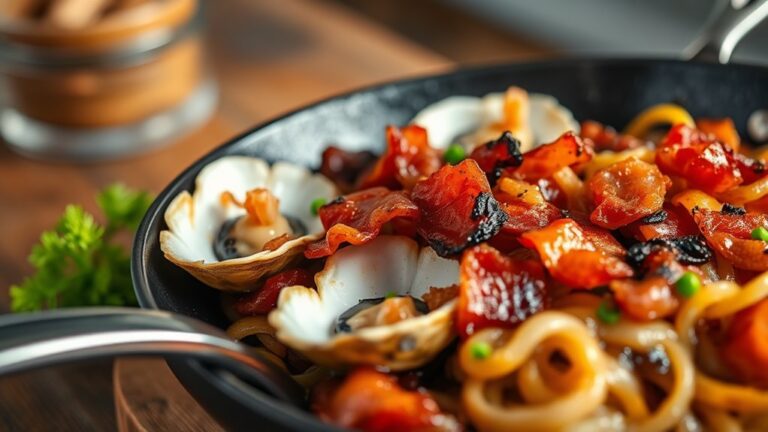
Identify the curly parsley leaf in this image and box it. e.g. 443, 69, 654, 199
10, 184, 152, 312
97, 183, 154, 233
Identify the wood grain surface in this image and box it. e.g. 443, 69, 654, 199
0, 0, 549, 430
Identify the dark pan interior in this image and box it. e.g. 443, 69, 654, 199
132, 59, 768, 431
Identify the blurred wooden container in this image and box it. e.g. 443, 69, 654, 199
0, 0, 202, 128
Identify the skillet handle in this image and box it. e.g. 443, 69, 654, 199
685, 0, 768, 63
0, 307, 306, 407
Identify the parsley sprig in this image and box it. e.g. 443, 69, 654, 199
10, 184, 153, 312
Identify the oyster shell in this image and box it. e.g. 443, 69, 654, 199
160, 156, 338, 292
412, 88, 579, 152
269, 235, 459, 370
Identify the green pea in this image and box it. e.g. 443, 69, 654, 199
675, 271, 701, 298
751, 226, 768, 242
596, 301, 621, 325
443, 144, 466, 165
469, 341, 493, 360
310, 198, 327, 216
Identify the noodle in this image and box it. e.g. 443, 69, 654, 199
460, 312, 608, 431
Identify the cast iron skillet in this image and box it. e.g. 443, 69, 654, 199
2, 2, 768, 431
132, 59, 768, 431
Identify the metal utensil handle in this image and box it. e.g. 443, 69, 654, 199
0, 307, 305, 407
686, 0, 768, 63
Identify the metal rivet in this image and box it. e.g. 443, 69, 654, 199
748, 110, 768, 143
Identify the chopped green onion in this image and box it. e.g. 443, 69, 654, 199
751, 226, 768, 242
384, 291, 397, 299
596, 302, 621, 325
443, 144, 466, 165
675, 272, 701, 298
469, 341, 493, 360
310, 198, 327, 216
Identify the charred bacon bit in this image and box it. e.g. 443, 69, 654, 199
305, 187, 420, 259
358, 125, 442, 190
411, 160, 508, 257
422, 285, 459, 311
320, 146, 378, 193
312, 368, 458, 432
626, 236, 712, 269
234, 269, 315, 316
519, 219, 633, 289
623, 204, 700, 242
580, 120, 645, 152
611, 276, 679, 321
494, 177, 562, 237
469, 131, 523, 184
655, 124, 747, 194
694, 208, 768, 271
721, 203, 747, 216
696, 118, 740, 152
611, 248, 686, 321
587, 158, 670, 230
457, 244, 548, 338
510, 132, 592, 181
642, 210, 668, 224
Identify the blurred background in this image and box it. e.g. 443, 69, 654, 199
0, 0, 765, 430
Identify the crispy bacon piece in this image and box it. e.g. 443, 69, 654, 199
510, 132, 592, 181
519, 219, 633, 288
457, 244, 548, 338
320, 146, 377, 193
580, 120, 645, 152
494, 177, 562, 236
612, 277, 679, 322
411, 160, 508, 257
694, 208, 768, 271
235, 269, 315, 316
696, 118, 740, 152
622, 204, 699, 241
469, 131, 523, 184
581, 223, 627, 257
313, 368, 458, 432
655, 124, 764, 194
358, 125, 441, 190
422, 285, 459, 311
537, 177, 568, 208
587, 158, 670, 229
610, 249, 683, 321
305, 187, 419, 258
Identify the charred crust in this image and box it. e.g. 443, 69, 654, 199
489, 167, 505, 187
641, 209, 668, 224
753, 160, 766, 174
486, 131, 523, 167
626, 235, 712, 270
430, 193, 508, 257
721, 203, 747, 216
328, 196, 346, 206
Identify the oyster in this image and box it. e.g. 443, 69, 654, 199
412, 86, 579, 152
160, 156, 338, 292
269, 235, 459, 370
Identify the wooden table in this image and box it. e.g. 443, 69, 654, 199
0, 0, 549, 429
